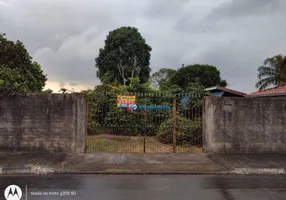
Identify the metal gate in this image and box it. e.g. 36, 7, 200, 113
85, 92, 202, 153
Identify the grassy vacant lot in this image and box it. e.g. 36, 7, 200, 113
86, 135, 202, 153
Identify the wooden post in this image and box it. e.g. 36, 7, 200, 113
202, 97, 205, 152
173, 98, 177, 153
144, 111, 147, 153
85, 101, 88, 153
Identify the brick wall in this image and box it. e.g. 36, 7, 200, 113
0, 94, 87, 153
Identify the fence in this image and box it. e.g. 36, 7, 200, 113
85, 92, 203, 153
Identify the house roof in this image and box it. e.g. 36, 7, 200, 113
248, 83, 286, 97
205, 86, 247, 97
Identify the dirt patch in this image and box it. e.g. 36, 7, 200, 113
62, 163, 224, 173
86, 135, 202, 153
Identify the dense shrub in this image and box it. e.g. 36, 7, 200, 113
88, 121, 100, 135
157, 115, 202, 145
81, 85, 112, 136
104, 108, 161, 136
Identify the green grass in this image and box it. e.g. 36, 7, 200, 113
86, 135, 202, 153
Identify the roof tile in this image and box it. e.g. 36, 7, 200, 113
248, 83, 286, 96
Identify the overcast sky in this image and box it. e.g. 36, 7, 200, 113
1, 0, 286, 93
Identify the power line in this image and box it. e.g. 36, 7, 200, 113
224, 32, 286, 76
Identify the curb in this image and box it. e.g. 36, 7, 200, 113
0, 167, 225, 175
0, 167, 54, 175
54, 171, 225, 175
228, 168, 286, 175
0, 167, 32, 174
53, 168, 286, 175
1, 167, 286, 175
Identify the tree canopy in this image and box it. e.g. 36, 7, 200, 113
58, 88, 69, 94
95, 26, 152, 86
0, 33, 47, 95
256, 54, 286, 90
170, 64, 227, 90
42, 88, 53, 93
149, 68, 176, 90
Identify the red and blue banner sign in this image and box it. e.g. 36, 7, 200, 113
117, 95, 170, 113
117, 96, 136, 108
127, 104, 137, 113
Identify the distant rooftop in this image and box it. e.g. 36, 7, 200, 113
248, 83, 286, 97
205, 86, 246, 97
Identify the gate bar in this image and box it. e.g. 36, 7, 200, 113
144, 106, 147, 153
85, 101, 88, 153
173, 98, 177, 153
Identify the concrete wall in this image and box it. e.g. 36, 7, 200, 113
0, 94, 87, 153
203, 97, 286, 154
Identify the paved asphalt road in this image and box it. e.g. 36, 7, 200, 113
0, 175, 285, 200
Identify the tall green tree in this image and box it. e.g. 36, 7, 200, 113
95, 26, 152, 86
0, 33, 47, 95
256, 54, 286, 90
149, 68, 176, 90
170, 64, 227, 90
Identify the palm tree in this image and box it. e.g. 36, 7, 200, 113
256, 54, 286, 90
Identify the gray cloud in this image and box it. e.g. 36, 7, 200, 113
69, 82, 78, 87
142, 0, 191, 20
59, 82, 66, 88
208, 0, 282, 19
1, 0, 286, 93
